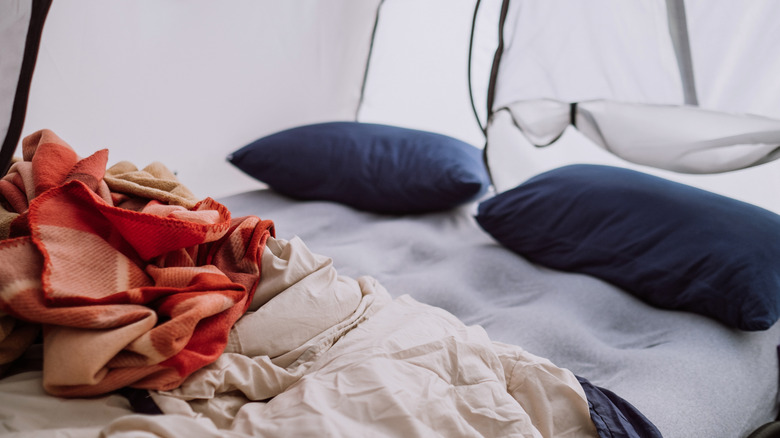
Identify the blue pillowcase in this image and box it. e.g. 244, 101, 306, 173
476, 164, 780, 331
228, 122, 490, 214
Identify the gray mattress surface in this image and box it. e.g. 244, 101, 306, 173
221, 189, 780, 438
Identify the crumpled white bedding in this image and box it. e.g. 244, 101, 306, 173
0, 236, 598, 438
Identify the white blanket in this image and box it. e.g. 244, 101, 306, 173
106, 236, 597, 437
1, 236, 598, 437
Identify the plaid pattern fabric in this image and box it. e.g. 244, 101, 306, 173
0, 130, 273, 397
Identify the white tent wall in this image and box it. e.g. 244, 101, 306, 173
357, 0, 498, 148
13, 0, 780, 211
21, 0, 381, 199
491, 0, 685, 107
687, 0, 780, 119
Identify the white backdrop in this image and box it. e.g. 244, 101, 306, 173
19, 0, 780, 208
357, 0, 497, 147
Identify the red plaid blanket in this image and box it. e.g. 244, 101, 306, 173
0, 130, 273, 397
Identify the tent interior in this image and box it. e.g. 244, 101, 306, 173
1, 1, 779, 437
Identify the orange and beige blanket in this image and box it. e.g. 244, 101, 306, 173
0, 130, 273, 397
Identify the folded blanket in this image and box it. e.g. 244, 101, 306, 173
0, 130, 274, 397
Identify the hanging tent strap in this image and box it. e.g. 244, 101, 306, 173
484, 0, 510, 134
468, 0, 510, 184
468, 0, 510, 136
467, 0, 483, 134
355, 0, 386, 122
0, 0, 52, 177
665, 0, 698, 106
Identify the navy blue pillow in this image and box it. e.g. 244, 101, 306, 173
228, 122, 490, 214
476, 164, 780, 331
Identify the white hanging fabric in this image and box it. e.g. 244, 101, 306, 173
480, 0, 780, 209
501, 99, 780, 174
491, 0, 685, 108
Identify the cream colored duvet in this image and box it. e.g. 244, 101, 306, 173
1, 236, 598, 437
115, 236, 596, 437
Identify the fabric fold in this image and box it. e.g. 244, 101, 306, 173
0, 129, 274, 396
143, 237, 599, 438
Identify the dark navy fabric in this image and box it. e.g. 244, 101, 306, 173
116, 387, 163, 415
746, 421, 780, 438
476, 164, 780, 331
228, 122, 490, 214
577, 376, 663, 438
